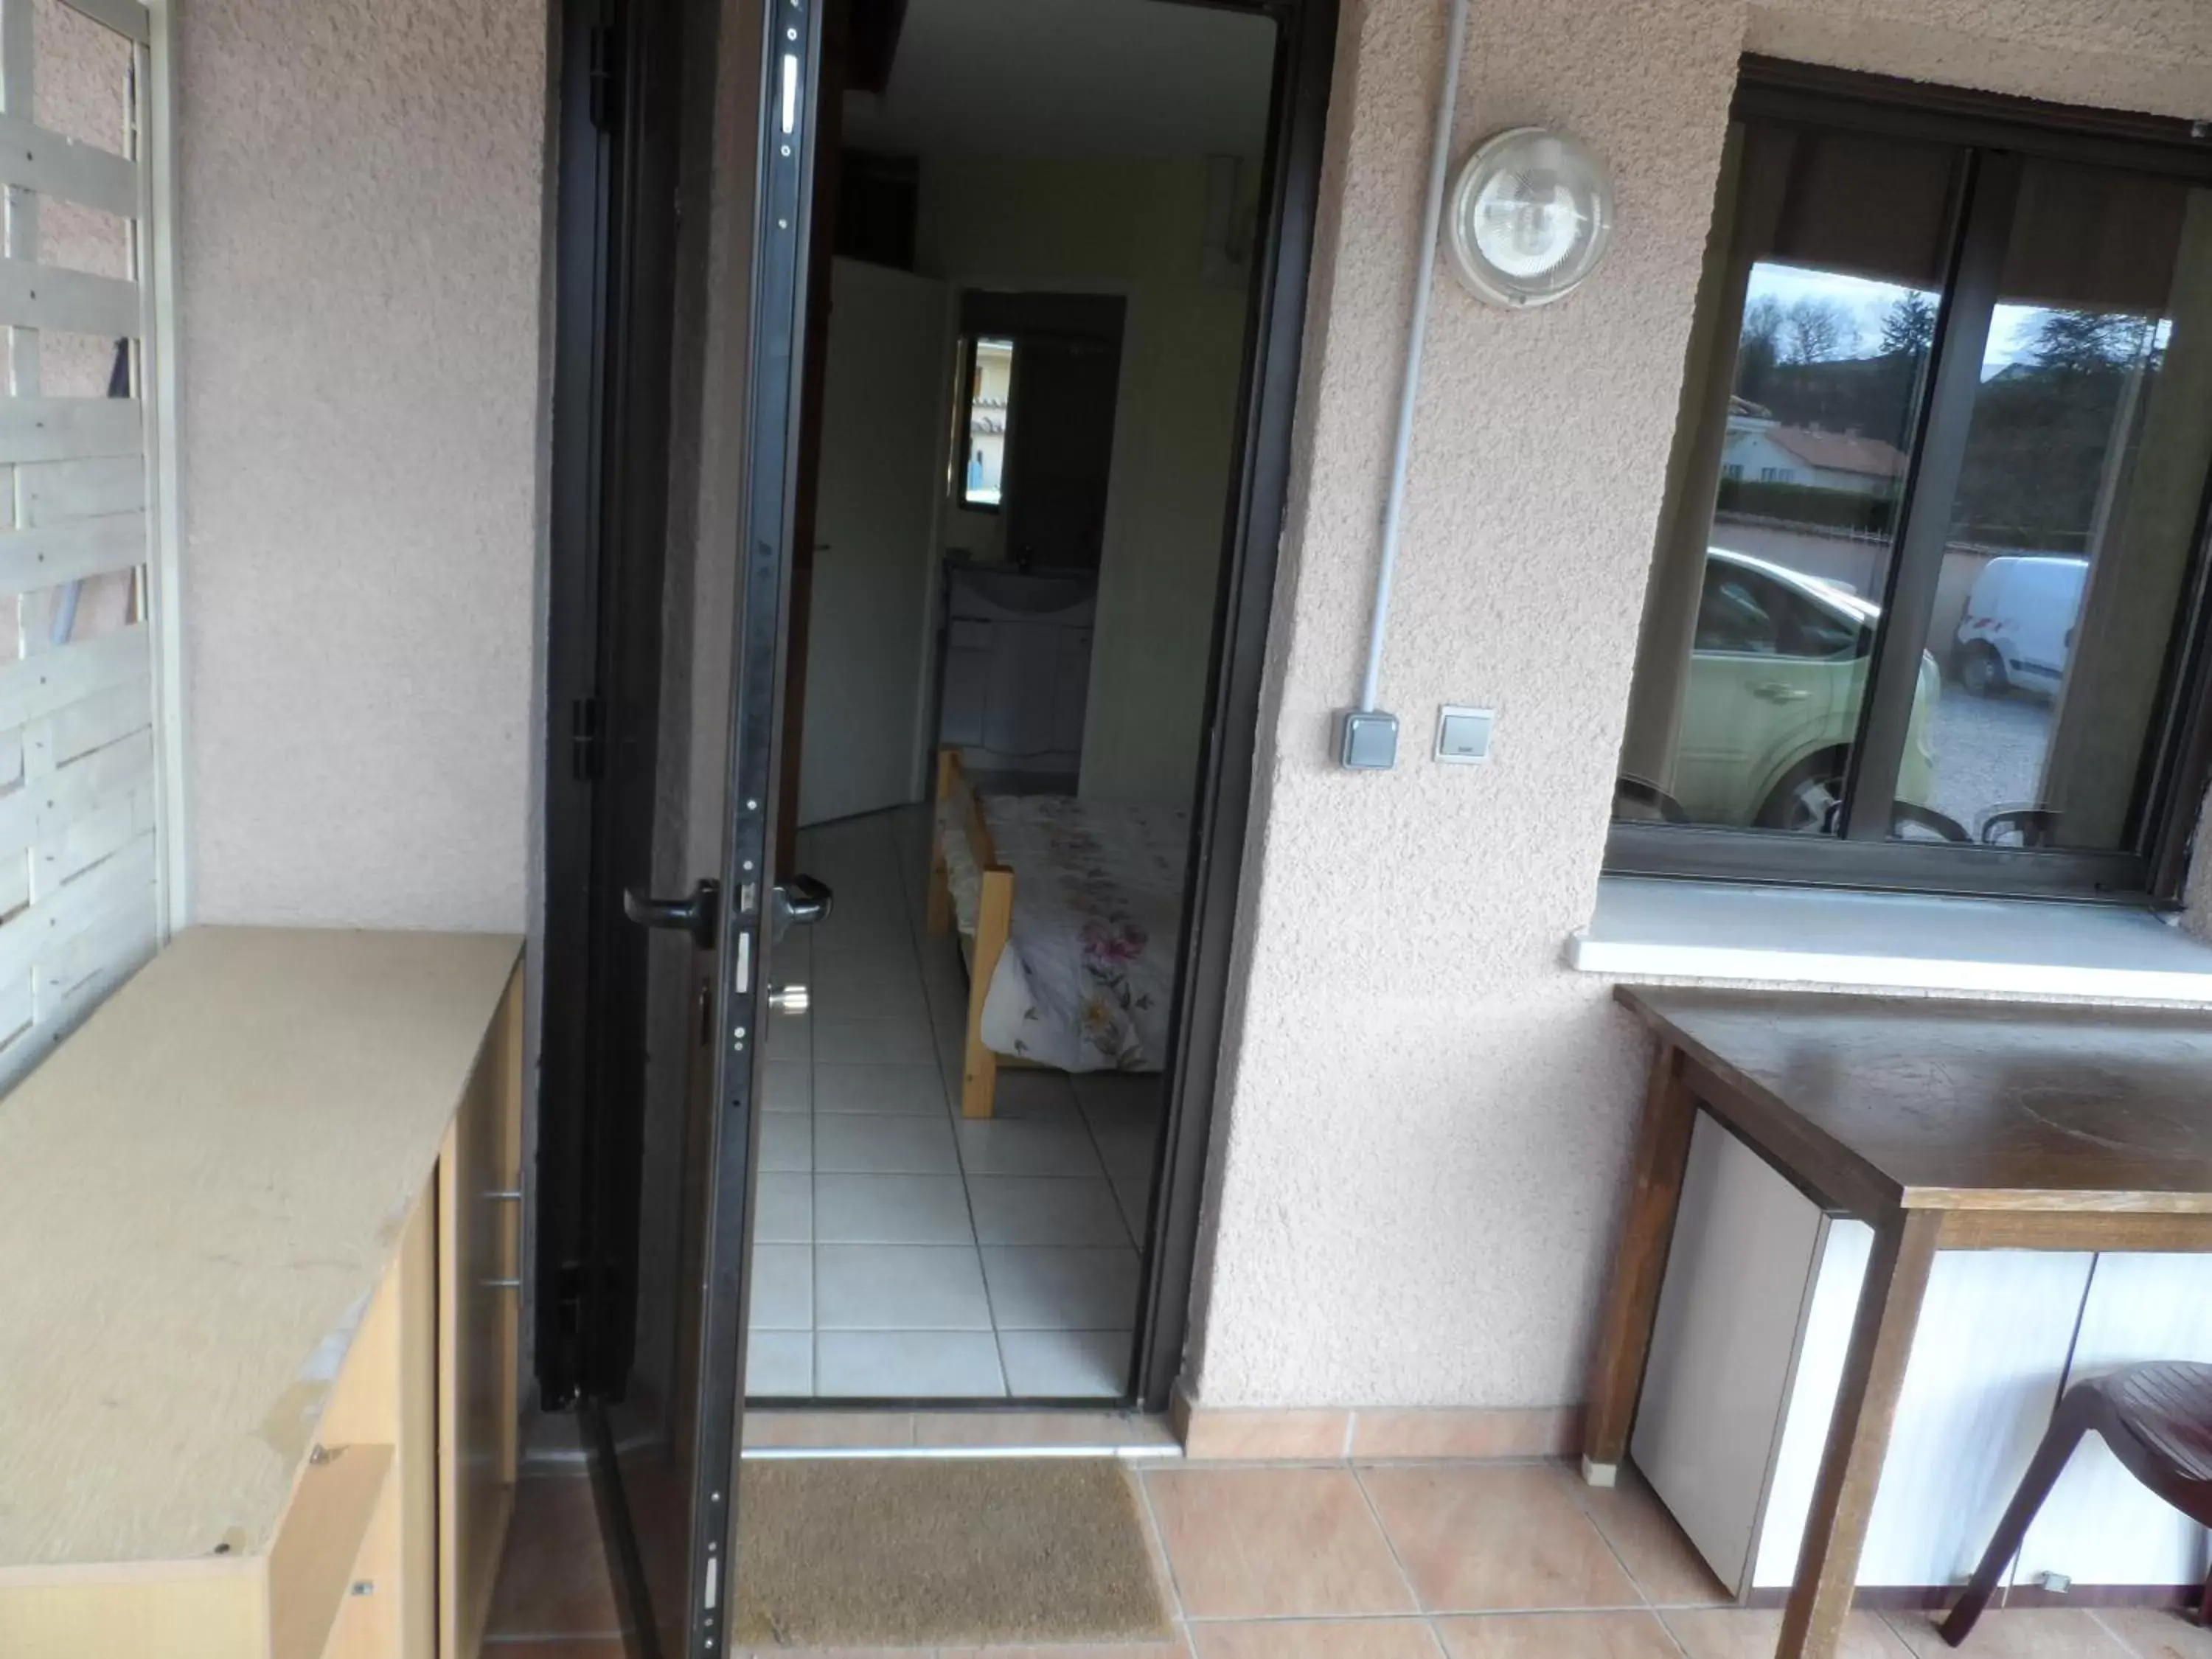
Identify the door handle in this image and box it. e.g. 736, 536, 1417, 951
624, 878, 721, 950
1751, 681, 1810, 703
771, 874, 833, 942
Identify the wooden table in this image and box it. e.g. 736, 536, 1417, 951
1586, 984, 2212, 1659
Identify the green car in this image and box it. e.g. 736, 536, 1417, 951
1669, 548, 1938, 831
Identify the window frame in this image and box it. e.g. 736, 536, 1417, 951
953, 331, 1012, 513
1609, 59, 2212, 907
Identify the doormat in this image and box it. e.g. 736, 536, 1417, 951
732, 1457, 1171, 1649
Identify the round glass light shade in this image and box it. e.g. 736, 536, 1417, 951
1447, 128, 1615, 308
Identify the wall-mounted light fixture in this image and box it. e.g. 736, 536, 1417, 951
1446, 127, 1614, 308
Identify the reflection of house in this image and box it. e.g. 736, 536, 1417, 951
1722, 408, 1907, 495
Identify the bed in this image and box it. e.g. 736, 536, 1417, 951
928, 749, 1188, 1117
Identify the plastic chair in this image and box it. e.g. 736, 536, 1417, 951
1941, 1362, 2212, 1646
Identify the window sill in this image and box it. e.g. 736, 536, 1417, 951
1569, 875, 2212, 1004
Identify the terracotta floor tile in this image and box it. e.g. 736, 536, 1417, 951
1887, 1609, 2133, 1657
1145, 1467, 1417, 1619
1183, 1409, 1352, 1461
1357, 1463, 1638, 1614
940, 1641, 1190, 1658
1189, 1618, 1444, 1658
1434, 1610, 1680, 1656
1568, 1469, 1730, 1607
486, 1475, 623, 1638
2097, 1607, 2212, 1658
1663, 1607, 1912, 1658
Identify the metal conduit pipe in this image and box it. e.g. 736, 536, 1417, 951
1338, 0, 1470, 770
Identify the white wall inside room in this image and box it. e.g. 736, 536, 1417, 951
1183, 0, 2212, 1412
915, 153, 1259, 805
174, 0, 547, 931
797, 257, 950, 826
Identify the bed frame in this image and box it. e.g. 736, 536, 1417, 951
928, 748, 1023, 1119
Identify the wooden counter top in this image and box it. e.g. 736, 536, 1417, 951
1617, 984, 2212, 1214
0, 926, 521, 1573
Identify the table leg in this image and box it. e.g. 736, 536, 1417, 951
1775, 1208, 1942, 1659
1582, 1042, 1697, 1486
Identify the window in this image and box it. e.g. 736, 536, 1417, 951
1613, 61, 2212, 901
956, 335, 1015, 508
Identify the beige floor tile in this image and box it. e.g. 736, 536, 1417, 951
1189, 1619, 1444, 1658
1146, 1467, 1417, 1619
742, 1409, 917, 1448
483, 1646, 627, 1658
1568, 1468, 1731, 1607
1435, 1610, 1680, 1656
1357, 1463, 1640, 1614
2098, 1607, 2212, 1659
1887, 1609, 2133, 1657
485, 1475, 622, 1638
1663, 1607, 1912, 1658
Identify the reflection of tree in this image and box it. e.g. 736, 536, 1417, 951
1729, 287, 2161, 554
1950, 308, 2159, 552
1781, 298, 1855, 365
1879, 293, 1937, 359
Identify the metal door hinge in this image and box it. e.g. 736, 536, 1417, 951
570, 695, 603, 781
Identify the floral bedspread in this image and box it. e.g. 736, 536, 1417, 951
942, 795, 1189, 1072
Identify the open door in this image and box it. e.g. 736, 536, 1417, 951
536, 0, 828, 1650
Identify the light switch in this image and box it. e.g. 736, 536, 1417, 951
1338, 709, 1400, 770
1435, 706, 1495, 764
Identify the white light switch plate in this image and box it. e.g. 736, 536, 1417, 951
1436, 706, 1495, 764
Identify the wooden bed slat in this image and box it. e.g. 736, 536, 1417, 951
931, 748, 1012, 1118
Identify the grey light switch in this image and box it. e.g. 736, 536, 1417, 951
1435, 706, 1495, 764
1338, 709, 1399, 770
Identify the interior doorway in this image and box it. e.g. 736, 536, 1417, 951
529, 0, 1333, 1643
748, 0, 1303, 1405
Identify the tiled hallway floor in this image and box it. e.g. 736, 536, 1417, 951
484, 1458, 2211, 1658
748, 808, 1163, 1400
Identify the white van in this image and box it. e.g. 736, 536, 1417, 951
1952, 554, 2088, 698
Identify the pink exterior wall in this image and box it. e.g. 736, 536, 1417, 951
173, 0, 551, 930
1186, 0, 2212, 1409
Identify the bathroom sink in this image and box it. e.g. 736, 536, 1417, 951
947, 564, 1096, 620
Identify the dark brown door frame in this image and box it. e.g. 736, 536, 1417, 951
1132, 0, 1338, 1411
542, 0, 1343, 1440
754, 0, 1344, 1416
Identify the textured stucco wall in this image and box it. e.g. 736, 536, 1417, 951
175, 0, 549, 930
1186, 0, 2212, 1409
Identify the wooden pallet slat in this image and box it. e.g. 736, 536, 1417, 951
19, 455, 144, 524
0, 509, 146, 593
48, 672, 148, 765
0, 622, 147, 731
0, 257, 138, 339
0, 109, 136, 218
0, 397, 142, 463
0, 827, 153, 1001
0, 723, 151, 863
